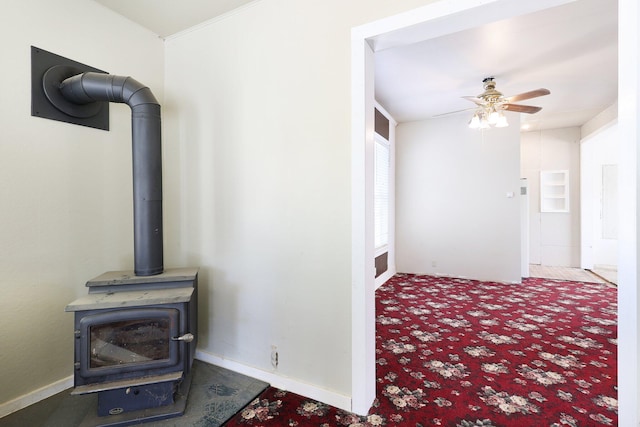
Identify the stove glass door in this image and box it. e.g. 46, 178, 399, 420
79, 307, 180, 378
90, 317, 171, 367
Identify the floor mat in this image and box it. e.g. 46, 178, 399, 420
1, 360, 268, 427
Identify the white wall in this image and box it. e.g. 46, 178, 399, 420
521, 127, 581, 267
582, 103, 617, 139
162, 0, 438, 409
395, 114, 522, 284
0, 0, 164, 411
581, 122, 619, 269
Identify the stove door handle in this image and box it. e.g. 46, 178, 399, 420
172, 333, 194, 343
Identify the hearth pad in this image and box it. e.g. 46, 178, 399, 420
40, 361, 269, 427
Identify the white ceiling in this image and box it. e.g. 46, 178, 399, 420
374, 0, 618, 130
93, 0, 256, 37
93, 0, 617, 132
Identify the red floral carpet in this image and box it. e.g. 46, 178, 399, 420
224, 274, 617, 426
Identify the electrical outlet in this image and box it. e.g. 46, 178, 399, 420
432, 261, 437, 268
271, 345, 278, 369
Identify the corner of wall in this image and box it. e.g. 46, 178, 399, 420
0, 376, 73, 419
194, 350, 352, 412
581, 102, 618, 140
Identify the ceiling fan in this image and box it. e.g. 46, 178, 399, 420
439, 77, 550, 129
466, 77, 550, 113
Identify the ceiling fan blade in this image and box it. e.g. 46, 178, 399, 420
505, 88, 550, 103
462, 96, 487, 106
432, 107, 476, 118
504, 103, 542, 114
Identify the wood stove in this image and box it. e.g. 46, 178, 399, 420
65, 268, 198, 426
31, 47, 200, 426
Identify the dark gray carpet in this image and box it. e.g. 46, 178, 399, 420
1, 360, 268, 427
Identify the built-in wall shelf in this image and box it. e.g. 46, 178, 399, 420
540, 170, 569, 213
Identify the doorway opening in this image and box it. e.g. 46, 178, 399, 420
351, 0, 638, 422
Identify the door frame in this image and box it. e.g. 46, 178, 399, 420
351, 0, 639, 422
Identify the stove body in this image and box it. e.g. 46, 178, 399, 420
66, 268, 197, 425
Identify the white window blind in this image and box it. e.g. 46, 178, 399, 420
374, 136, 390, 249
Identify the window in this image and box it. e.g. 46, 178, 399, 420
374, 134, 390, 249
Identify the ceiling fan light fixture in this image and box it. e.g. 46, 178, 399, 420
495, 112, 509, 128
461, 78, 549, 131
488, 108, 500, 125
479, 114, 490, 129
468, 112, 480, 129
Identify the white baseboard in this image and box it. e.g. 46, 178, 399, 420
0, 375, 73, 419
0, 354, 354, 419
195, 349, 352, 413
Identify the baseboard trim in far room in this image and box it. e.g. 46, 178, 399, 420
195, 349, 352, 414
0, 375, 73, 419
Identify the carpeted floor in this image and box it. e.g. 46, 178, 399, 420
3, 274, 618, 427
0, 360, 268, 427
225, 274, 618, 426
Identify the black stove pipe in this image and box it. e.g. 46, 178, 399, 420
59, 72, 163, 276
